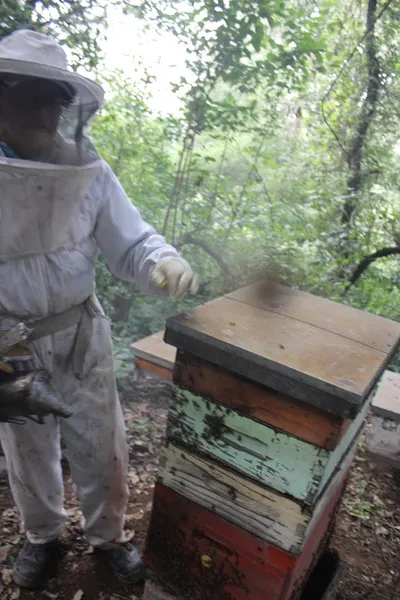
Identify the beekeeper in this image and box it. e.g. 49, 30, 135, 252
0, 29, 199, 589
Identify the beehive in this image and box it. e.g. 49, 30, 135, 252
144, 281, 400, 599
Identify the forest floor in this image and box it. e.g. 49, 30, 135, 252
0, 375, 399, 600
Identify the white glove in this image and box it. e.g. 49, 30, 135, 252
150, 258, 200, 298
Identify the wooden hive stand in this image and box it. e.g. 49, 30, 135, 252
366, 369, 400, 468
137, 281, 400, 600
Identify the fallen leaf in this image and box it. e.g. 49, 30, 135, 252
375, 526, 389, 536
373, 494, 384, 506
9, 535, 20, 546
127, 510, 144, 521
125, 529, 135, 541
73, 591, 84, 600
1, 568, 12, 585
2, 509, 16, 520
0, 546, 12, 563
10, 589, 20, 599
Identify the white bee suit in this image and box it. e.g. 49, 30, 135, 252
0, 141, 185, 546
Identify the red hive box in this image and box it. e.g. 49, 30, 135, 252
145, 463, 347, 600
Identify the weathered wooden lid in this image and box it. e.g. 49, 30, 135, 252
131, 330, 176, 371
165, 281, 400, 418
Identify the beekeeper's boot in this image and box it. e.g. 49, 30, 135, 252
12, 538, 64, 589
94, 541, 145, 584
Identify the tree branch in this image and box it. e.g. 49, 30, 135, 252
346, 246, 400, 291
176, 232, 231, 278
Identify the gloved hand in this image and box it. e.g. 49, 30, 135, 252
150, 258, 200, 298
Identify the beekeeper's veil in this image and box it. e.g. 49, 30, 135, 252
0, 29, 105, 260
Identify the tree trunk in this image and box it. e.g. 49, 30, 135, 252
342, 0, 380, 226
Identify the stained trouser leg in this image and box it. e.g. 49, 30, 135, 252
0, 416, 66, 544
55, 315, 129, 547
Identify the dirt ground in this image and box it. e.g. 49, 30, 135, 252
0, 375, 399, 600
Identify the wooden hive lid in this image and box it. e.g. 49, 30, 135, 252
165, 281, 400, 418
131, 330, 176, 371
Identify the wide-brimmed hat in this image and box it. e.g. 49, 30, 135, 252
0, 29, 104, 111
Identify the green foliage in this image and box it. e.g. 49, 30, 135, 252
92, 0, 400, 358
0, 0, 107, 68
91, 71, 177, 229
90, 70, 205, 344
6, 0, 400, 366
